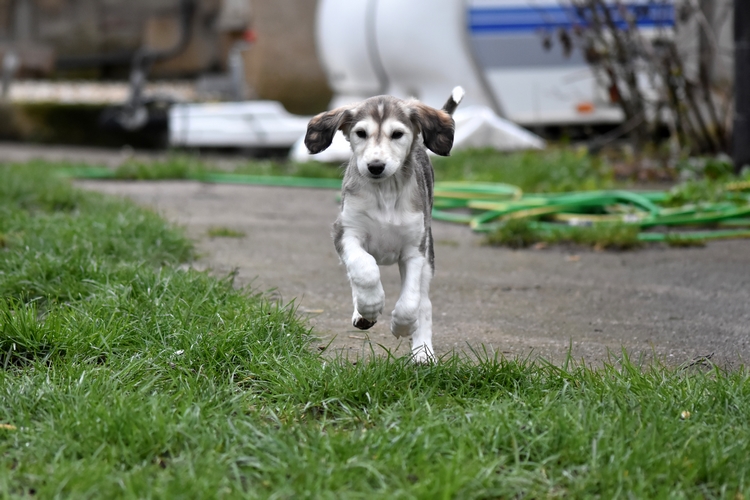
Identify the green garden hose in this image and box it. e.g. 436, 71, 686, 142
59, 167, 750, 244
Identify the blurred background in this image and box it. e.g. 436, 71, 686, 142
0, 0, 331, 148
0, 0, 745, 174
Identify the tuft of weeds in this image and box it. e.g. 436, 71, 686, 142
665, 178, 742, 207
676, 155, 737, 181
114, 155, 206, 180
486, 219, 642, 250
485, 218, 540, 249
207, 226, 246, 238
664, 234, 707, 248
233, 159, 344, 179
666, 162, 750, 206
560, 222, 643, 250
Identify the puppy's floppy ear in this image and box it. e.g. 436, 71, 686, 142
305, 106, 353, 154
410, 104, 455, 156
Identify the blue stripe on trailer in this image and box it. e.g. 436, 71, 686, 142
469, 4, 674, 34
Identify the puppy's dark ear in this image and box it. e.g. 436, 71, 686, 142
411, 104, 455, 156
305, 106, 353, 154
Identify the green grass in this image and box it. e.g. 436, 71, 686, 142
2, 162, 750, 498
232, 159, 344, 180
485, 220, 713, 251
207, 226, 247, 238
485, 218, 543, 250
114, 155, 205, 180
486, 219, 644, 251
663, 234, 707, 248
109, 147, 613, 193
432, 147, 613, 192
114, 155, 344, 181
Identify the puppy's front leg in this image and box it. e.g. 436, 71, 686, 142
340, 234, 385, 330
391, 254, 424, 339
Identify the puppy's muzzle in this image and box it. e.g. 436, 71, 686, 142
367, 161, 386, 176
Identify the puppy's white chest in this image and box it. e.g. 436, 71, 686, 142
342, 188, 424, 266
362, 211, 423, 265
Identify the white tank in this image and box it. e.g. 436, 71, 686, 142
373, 0, 502, 113
316, 0, 500, 112
315, 0, 387, 108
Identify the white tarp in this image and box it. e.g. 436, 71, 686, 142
169, 101, 310, 148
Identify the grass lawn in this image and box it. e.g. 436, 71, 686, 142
109, 147, 613, 193
1, 163, 749, 498
431, 147, 613, 192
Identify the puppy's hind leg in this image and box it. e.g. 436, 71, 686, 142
411, 260, 435, 363
391, 255, 424, 339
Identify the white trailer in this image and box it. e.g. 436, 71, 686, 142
467, 0, 674, 125
315, 0, 675, 126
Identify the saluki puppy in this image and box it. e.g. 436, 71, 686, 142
305, 87, 464, 362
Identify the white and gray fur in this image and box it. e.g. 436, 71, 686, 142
305, 87, 464, 362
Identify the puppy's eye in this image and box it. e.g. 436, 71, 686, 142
355, 130, 367, 139
391, 131, 404, 140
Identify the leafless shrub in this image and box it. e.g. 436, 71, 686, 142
543, 0, 732, 157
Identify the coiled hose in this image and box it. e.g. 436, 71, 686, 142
62, 167, 750, 243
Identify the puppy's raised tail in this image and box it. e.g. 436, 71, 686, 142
441, 86, 465, 116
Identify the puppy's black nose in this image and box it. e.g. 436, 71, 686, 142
367, 161, 385, 175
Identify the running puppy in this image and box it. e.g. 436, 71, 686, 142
305, 87, 464, 362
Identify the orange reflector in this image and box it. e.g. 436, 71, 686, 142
576, 102, 595, 114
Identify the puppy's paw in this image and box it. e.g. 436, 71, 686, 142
355, 286, 385, 322
390, 300, 419, 338
352, 310, 377, 330
411, 345, 435, 364
390, 316, 418, 338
